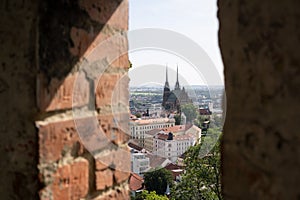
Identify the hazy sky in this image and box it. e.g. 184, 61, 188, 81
128, 0, 224, 87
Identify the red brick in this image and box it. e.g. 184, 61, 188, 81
114, 170, 130, 184
95, 73, 122, 107
79, 0, 128, 30
96, 169, 113, 190
111, 73, 130, 107
95, 147, 131, 173
83, 32, 128, 68
92, 187, 130, 200
97, 113, 130, 145
96, 160, 108, 171
111, 53, 129, 69
51, 159, 89, 200
37, 72, 89, 112
69, 27, 95, 57
38, 119, 84, 163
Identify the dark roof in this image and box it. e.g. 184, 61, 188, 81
128, 141, 143, 151
164, 163, 183, 170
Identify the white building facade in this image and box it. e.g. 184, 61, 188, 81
131, 152, 150, 175
129, 118, 175, 147
153, 132, 197, 162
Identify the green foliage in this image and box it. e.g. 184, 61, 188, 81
133, 190, 169, 200
174, 114, 181, 125
129, 60, 133, 69
181, 103, 198, 123
144, 168, 173, 195
194, 115, 210, 128
171, 128, 223, 200
135, 113, 141, 118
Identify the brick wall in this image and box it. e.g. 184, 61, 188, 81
37, 0, 130, 199
0, 0, 130, 199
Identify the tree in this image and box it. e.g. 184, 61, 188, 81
174, 114, 181, 125
132, 190, 169, 200
181, 103, 198, 123
135, 113, 141, 118
171, 128, 222, 200
194, 115, 210, 129
144, 168, 173, 195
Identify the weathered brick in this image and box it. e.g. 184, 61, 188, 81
83, 32, 128, 69
69, 27, 96, 57
96, 160, 109, 171
37, 72, 89, 112
79, 0, 128, 30
51, 158, 89, 200
97, 113, 130, 145
92, 186, 129, 200
96, 71, 129, 110
95, 73, 123, 107
94, 147, 131, 173
111, 53, 129, 69
113, 170, 130, 184
96, 169, 113, 190
38, 119, 84, 163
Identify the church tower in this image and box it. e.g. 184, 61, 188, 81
174, 65, 180, 90
162, 66, 170, 107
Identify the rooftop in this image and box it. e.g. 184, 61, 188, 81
129, 173, 144, 191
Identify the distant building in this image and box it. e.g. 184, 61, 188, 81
129, 117, 175, 147
199, 107, 212, 116
164, 163, 184, 182
144, 125, 201, 153
162, 66, 192, 112
131, 152, 150, 175
153, 131, 198, 162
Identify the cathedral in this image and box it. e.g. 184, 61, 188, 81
162, 66, 192, 112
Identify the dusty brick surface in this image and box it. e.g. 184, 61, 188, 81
92, 186, 129, 200
96, 160, 109, 171
97, 113, 130, 145
52, 159, 89, 200
96, 169, 114, 190
113, 170, 130, 184
38, 119, 84, 163
96, 73, 123, 107
37, 72, 89, 111
79, 0, 128, 30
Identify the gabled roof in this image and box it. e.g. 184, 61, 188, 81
145, 154, 171, 168
129, 173, 144, 191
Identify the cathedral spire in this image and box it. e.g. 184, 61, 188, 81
164, 65, 170, 89
175, 65, 180, 90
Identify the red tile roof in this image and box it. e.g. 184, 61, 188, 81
129, 173, 144, 191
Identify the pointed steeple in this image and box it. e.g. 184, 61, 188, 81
164, 65, 170, 89
175, 65, 180, 90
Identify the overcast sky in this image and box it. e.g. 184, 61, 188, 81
128, 0, 224, 87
